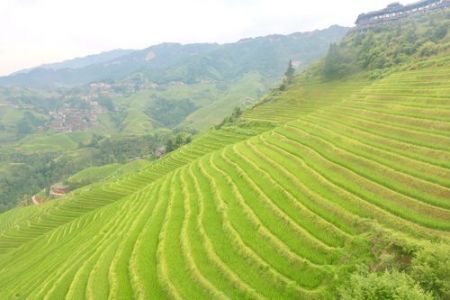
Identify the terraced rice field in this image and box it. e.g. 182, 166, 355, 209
0, 56, 449, 299
0, 125, 272, 255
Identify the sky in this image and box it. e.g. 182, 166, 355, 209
0, 0, 397, 76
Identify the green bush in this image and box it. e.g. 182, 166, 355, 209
339, 267, 433, 300
411, 243, 450, 299
432, 25, 448, 42
419, 41, 439, 57
322, 10, 450, 79
215, 106, 243, 129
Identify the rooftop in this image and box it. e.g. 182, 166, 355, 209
356, 0, 448, 24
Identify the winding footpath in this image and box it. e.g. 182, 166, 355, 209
31, 195, 40, 205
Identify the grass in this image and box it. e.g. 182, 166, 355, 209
182, 72, 266, 130
65, 163, 123, 188
112, 72, 268, 133
16, 134, 78, 153
0, 54, 449, 298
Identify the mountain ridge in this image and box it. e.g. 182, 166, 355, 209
10, 49, 136, 76
0, 25, 349, 88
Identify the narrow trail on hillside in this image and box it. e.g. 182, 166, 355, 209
31, 196, 40, 205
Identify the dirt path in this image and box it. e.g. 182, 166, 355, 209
31, 195, 40, 205
50, 191, 65, 197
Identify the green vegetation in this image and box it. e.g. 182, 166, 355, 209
0, 130, 190, 211
147, 97, 197, 127
0, 26, 348, 88
64, 163, 123, 190
411, 243, 450, 299
16, 133, 82, 153
112, 72, 267, 133
0, 151, 90, 211
339, 269, 433, 300
0, 27, 348, 209
0, 10, 449, 299
322, 10, 450, 79
336, 230, 450, 300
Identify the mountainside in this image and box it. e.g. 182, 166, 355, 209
11, 49, 135, 75
0, 26, 348, 212
0, 9, 449, 300
0, 26, 348, 88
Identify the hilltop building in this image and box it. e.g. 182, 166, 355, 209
356, 0, 450, 27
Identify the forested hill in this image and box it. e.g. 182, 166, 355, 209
0, 25, 348, 88
321, 9, 449, 79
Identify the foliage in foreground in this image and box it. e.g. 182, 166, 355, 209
338, 229, 450, 300
339, 268, 432, 300
411, 243, 450, 299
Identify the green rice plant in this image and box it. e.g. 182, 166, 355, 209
259, 134, 448, 239
239, 140, 356, 245
284, 123, 450, 210
298, 116, 450, 187
269, 131, 450, 231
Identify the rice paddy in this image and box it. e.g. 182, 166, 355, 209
0, 56, 449, 299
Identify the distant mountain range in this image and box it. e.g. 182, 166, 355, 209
11, 49, 136, 75
0, 25, 349, 88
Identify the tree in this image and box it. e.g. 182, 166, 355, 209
17, 118, 32, 135
215, 106, 243, 129
432, 25, 448, 42
165, 138, 175, 152
323, 43, 346, 79
16, 111, 43, 135
284, 60, 295, 83
175, 134, 184, 147
418, 41, 438, 57
97, 96, 115, 111
231, 107, 242, 119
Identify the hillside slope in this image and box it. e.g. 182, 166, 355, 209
11, 49, 135, 75
1, 10, 450, 298
0, 47, 449, 297
0, 26, 348, 212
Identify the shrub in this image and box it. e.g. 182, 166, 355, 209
418, 41, 439, 57
411, 243, 450, 300
339, 267, 433, 300
319, 10, 449, 80
215, 106, 243, 129
432, 25, 448, 42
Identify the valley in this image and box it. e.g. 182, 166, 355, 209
0, 2, 449, 299
0, 26, 347, 212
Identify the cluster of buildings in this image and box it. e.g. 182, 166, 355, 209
88, 78, 159, 96
46, 77, 160, 133
49, 102, 105, 133
356, 0, 450, 27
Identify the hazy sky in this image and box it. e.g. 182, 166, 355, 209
0, 0, 397, 76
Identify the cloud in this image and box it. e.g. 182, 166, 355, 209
16, 0, 41, 5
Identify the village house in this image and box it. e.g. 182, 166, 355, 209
356, 0, 450, 27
